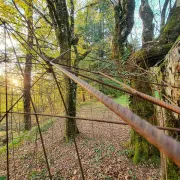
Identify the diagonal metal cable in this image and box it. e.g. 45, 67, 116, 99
99, 72, 180, 114
51, 66, 85, 180
51, 62, 180, 167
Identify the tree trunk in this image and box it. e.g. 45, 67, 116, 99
129, 69, 159, 164
112, 0, 135, 60
127, 1, 180, 172
24, 0, 33, 130
139, 0, 154, 46
159, 38, 180, 179
46, 0, 79, 141
128, 0, 160, 164
126, 6, 180, 68
160, 0, 170, 31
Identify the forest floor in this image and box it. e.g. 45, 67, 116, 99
0, 95, 160, 180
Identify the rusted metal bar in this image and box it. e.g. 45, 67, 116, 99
65, 68, 180, 115
66, 68, 180, 115
30, 96, 52, 179
7, 111, 180, 132
56, 63, 180, 88
4, 22, 10, 180
51, 66, 85, 180
0, 71, 47, 123
63, 68, 133, 95
73, 135, 85, 180
99, 72, 180, 115
51, 68, 68, 113
51, 62, 180, 167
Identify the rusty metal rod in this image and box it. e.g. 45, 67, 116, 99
99, 72, 180, 115
66, 69, 180, 115
61, 68, 133, 95
30, 96, 52, 179
51, 66, 85, 180
4, 22, 10, 180
7, 111, 180, 132
51, 62, 180, 167
51, 68, 68, 113
56, 63, 180, 88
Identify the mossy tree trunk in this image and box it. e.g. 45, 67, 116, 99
160, 39, 180, 179
129, 67, 159, 164
46, 0, 79, 142
24, 0, 33, 130
127, 6, 180, 67
127, 0, 180, 174
46, 0, 91, 141
129, 0, 160, 164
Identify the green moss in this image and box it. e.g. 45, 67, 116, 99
141, 141, 149, 161
133, 140, 142, 164
163, 16, 176, 34
160, 7, 180, 44
167, 160, 180, 180
133, 49, 146, 59
0, 119, 55, 155
148, 43, 173, 58
176, 35, 180, 42
130, 76, 160, 164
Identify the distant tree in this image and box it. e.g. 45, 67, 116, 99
46, 0, 91, 141
23, 0, 33, 130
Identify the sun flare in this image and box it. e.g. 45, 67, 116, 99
11, 79, 19, 86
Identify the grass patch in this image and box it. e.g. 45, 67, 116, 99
0, 118, 55, 155
113, 95, 129, 107
0, 177, 6, 180
78, 95, 129, 109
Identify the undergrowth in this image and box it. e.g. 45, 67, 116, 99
0, 119, 55, 155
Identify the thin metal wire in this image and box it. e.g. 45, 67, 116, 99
63, 68, 180, 115
55, 62, 180, 88
7, 111, 180, 132
99, 72, 180, 115
6, 29, 53, 179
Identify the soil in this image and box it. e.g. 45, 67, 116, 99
0, 100, 160, 180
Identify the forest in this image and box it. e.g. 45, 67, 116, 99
0, 0, 180, 179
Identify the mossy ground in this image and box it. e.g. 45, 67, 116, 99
0, 118, 55, 155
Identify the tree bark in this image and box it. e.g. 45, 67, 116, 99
160, 0, 170, 31
127, 6, 180, 68
139, 0, 154, 46
129, 67, 159, 164
160, 38, 180, 179
112, 0, 135, 59
127, 1, 180, 172
46, 0, 79, 141
24, 0, 33, 130
46, 0, 91, 141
